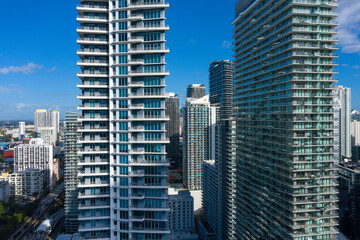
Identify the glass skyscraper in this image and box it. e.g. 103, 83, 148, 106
233, 0, 339, 239
76, 0, 170, 239
64, 112, 81, 233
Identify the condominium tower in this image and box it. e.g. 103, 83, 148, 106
183, 95, 218, 190
165, 93, 181, 168
333, 86, 351, 162
187, 84, 206, 99
64, 112, 81, 233
233, 0, 339, 239
77, 1, 170, 239
209, 60, 233, 119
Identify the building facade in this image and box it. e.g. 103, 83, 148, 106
34, 109, 60, 134
76, 1, 170, 239
337, 164, 360, 240
65, 112, 81, 234
14, 138, 53, 187
19, 121, 26, 139
0, 181, 10, 202
233, 0, 339, 239
0, 169, 44, 198
168, 190, 195, 237
351, 120, 360, 146
209, 60, 233, 119
165, 93, 181, 168
334, 86, 351, 162
187, 84, 206, 99
202, 160, 218, 238
183, 95, 218, 190
36, 126, 57, 146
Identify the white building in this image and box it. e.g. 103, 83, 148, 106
334, 86, 351, 162
36, 126, 57, 146
0, 181, 10, 202
183, 95, 219, 190
75, 1, 170, 238
19, 122, 26, 138
14, 138, 53, 187
34, 109, 59, 144
0, 169, 44, 198
351, 120, 360, 146
169, 190, 195, 238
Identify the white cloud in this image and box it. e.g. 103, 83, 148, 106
221, 41, 232, 49
0, 62, 43, 75
337, 0, 360, 54
16, 103, 25, 112
48, 67, 57, 72
0, 86, 24, 94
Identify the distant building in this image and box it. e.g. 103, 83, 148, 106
187, 84, 206, 99
0, 181, 10, 202
14, 138, 53, 187
19, 122, 25, 139
334, 86, 352, 162
183, 95, 218, 190
169, 190, 196, 238
34, 109, 59, 144
166, 93, 181, 168
36, 126, 57, 146
0, 169, 44, 198
352, 110, 360, 121
351, 120, 360, 146
338, 163, 360, 240
53, 159, 60, 183
64, 112, 81, 234
209, 60, 233, 119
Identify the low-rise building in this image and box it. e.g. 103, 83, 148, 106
169, 190, 195, 238
0, 169, 44, 198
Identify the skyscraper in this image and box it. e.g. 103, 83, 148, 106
34, 109, 59, 133
165, 93, 181, 168
233, 0, 339, 239
183, 95, 218, 190
64, 112, 81, 234
209, 60, 233, 119
334, 86, 351, 162
187, 84, 206, 99
76, 1, 170, 239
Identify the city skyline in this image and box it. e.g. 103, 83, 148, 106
1, 0, 360, 120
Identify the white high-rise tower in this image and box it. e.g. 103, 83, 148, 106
76, 1, 170, 239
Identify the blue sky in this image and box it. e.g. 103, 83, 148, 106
0, 0, 359, 120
